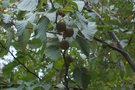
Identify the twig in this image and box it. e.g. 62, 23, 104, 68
109, 32, 123, 49
50, 0, 55, 9
62, 50, 69, 90
0, 42, 41, 80
127, 37, 133, 46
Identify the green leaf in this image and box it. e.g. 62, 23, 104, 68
26, 12, 38, 23
43, 84, 51, 90
74, 1, 84, 12
3, 60, 18, 76
37, 0, 47, 10
81, 22, 97, 40
2, 0, 9, 8
17, 22, 32, 50
18, 30, 31, 50
28, 38, 42, 49
45, 46, 61, 60
76, 32, 90, 57
14, 20, 27, 35
2, 14, 11, 23
33, 86, 44, 90
75, 12, 87, 29
76, 12, 97, 40
6, 28, 14, 48
35, 16, 49, 42
22, 73, 35, 82
14, 13, 36, 35
5, 88, 19, 90
17, 0, 38, 11
53, 59, 63, 70
16, 11, 27, 20
73, 66, 90, 89
45, 11, 56, 23
0, 40, 8, 57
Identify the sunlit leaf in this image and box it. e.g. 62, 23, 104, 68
17, 0, 38, 11
45, 11, 56, 22
74, 1, 84, 12
81, 22, 97, 40
2, 14, 11, 23
35, 16, 49, 42
14, 20, 27, 35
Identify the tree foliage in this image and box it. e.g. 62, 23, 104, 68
0, 0, 135, 90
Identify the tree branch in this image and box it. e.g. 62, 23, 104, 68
0, 42, 41, 80
83, 3, 135, 71
93, 36, 135, 71
109, 32, 135, 71
93, 37, 124, 54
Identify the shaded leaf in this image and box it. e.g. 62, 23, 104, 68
28, 38, 42, 49
45, 46, 61, 60
6, 28, 14, 48
73, 66, 90, 89
0, 40, 8, 57
18, 29, 31, 50
76, 32, 90, 57
3, 60, 18, 76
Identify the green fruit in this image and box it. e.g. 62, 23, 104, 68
59, 40, 69, 50
56, 21, 66, 32
63, 28, 74, 38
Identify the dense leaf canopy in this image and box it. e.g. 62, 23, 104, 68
0, 0, 135, 90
